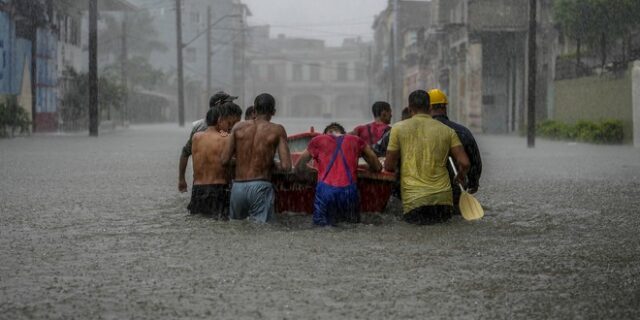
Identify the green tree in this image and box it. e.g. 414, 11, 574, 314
60, 68, 126, 130
104, 56, 167, 91
555, 0, 640, 71
98, 11, 167, 59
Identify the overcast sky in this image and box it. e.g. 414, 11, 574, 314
242, 0, 388, 46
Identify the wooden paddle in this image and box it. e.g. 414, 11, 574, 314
448, 157, 484, 221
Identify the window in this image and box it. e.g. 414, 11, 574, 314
405, 31, 417, 46
293, 63, 303, 81
267, 64, 276, 81
354, 63, 365, 81
309, 64, 320, 81
337, 62, 348, 81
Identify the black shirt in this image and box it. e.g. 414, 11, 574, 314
432, 114, 482, 192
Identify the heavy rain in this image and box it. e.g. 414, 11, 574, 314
1, 0, 640, 319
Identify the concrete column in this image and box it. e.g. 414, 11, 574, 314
633, 60, 640, 148
466, 42, 483, 133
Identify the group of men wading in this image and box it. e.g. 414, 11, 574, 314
178, 89, 482, 226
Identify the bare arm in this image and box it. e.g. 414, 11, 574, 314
178, 155, 189, 192
450, 145, 470, 185
384, 150, 400, 172
362, 145, 382, 172
276, 126, 292, 172
221, 125, 237, 167
294, 150, 312, 174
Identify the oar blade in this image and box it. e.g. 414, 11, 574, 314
459, 192, 484, 221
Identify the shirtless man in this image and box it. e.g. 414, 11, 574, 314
221, 93, 292, 223
188, 102, 243, 219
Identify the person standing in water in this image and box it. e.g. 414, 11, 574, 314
189, 102, 243, 218
350, 101, 392, 146
221, 93, 292, 223
178, 91, 237, 193
428, 89, 482, 214
295, 123, 382, 226
385, 90, 470, 225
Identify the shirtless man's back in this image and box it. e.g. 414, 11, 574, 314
188, 103, 242, 219
222, 93, 291, 223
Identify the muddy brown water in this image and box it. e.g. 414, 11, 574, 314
1, 124, 639, 319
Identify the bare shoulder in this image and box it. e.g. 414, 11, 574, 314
271, 123, 287, 135
231, 120, 252, 133
192, 131, 205, 141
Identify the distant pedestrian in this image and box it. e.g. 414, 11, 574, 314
350, 101, 392, 146
178, 91, 237, 193
188, 102, 243, 218
428, 89, 482, 214
384, 90, 470, 225
295, 123, 382, 226
221, 93, 292, 223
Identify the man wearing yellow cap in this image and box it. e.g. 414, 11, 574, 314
428, 89, 483, 214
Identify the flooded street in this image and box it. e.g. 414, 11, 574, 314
1, 124, 639, 319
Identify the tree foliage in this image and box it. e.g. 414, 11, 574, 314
60, 67, 126, 130
0, 96, 31, 138
104, 56, 167, 91
554, 0, 640, 69
98, 11, 168, 59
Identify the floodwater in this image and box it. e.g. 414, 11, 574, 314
1, 124, 639, 319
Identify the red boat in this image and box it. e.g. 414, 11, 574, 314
272, 130, 396, 214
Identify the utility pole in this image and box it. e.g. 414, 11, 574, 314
121, 12, 129, 126
527, 0, 537, 148
391, 0, 399, 116
206, 6, 212, 101
240, 16, 246, 107
89, 0, 99, 136
175, 0, 185, 127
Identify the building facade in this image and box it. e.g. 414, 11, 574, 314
0, 0, 137, 132
371, 0, 432, 117
412, 0, 556, 134
245, 26, 371, 119
143, 0, 249, 122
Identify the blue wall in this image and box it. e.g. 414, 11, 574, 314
0, 11, 32, 96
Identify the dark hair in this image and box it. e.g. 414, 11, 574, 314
372, 101, 391, 117
408, 90, 430, 112
431, 103, 447, 110
244, 106, 255, 120
401, 107, 411, 120
254, 93, 276, 115
206, 107, 220, 126
323, 122, 346, 134
219, 102, 243, 119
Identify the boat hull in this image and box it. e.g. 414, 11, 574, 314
272, 131, 395, 214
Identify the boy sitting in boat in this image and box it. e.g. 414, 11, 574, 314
295, 123, 382, 226
188, 102, 243, 218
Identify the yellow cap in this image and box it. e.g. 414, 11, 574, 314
428, 89, 448, 105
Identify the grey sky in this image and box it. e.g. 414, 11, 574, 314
242, 0, 388, 46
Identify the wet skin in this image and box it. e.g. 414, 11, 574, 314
191, 116, 240, 185
221, 114, 292, 181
